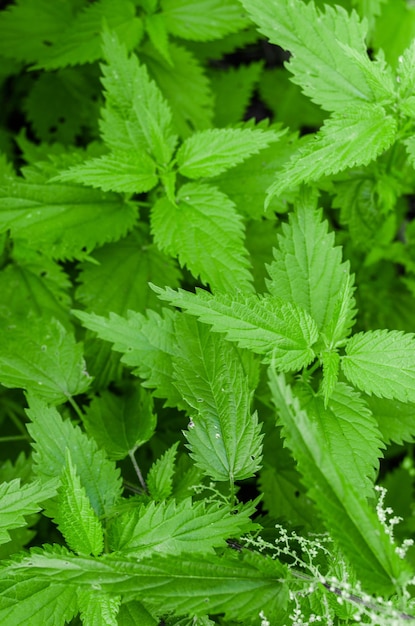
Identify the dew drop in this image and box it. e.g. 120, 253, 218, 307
40, 345, 47, 352
188, 419, 195, 429
215, 433, 221, 439
196, 398, 203, 403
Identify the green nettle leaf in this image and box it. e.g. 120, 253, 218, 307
76, 229, 182, 317
99, 30, 177, 166
0, 547, 289, 623
108, 497, 257, 557
266, 105, 397, 201
34, 0, 143, 70
173, 320, 262, 482
83, 386, 156, 461
74, 308, 186, 408
341, 329, 415, 403
0, 317, 91, 404
0, 247, 71, 327
176, 127, 284, 179
0, 169, 137, 260
0, 478, 57, 546
54, 450, 104, 556
298, 382, 384, 498
77, 589, 120, 626
240, 0, 395, 112
54, 151, 159, 194
153, 285, 319, 372
0, 577, 78, 626
210, 61, 263, 127
364, 395, 415, 445
320, 350, 340, 404
0, 0, 74, 64
117, 601, 157, 626
26, 396, 122, 518
141, 41, 214, 137
269, 369, 411, 594
151, 183, 254, 294
267, 204, 356, 346
160, 0, 250, 42
146, 442, 179, 501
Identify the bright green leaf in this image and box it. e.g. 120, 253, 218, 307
151, 183, 253, 294
241, 0, 395, 112
267, 204, 356, 345
0, 317, 91, 404
266, 105, 397, 202
35, 0, 143, 70
0, 546, 289, 623
54, 151, 159, 193
269, 369, 411, 594
0, 170, 137, 260
108, 497, 257, 558
0, 478, 57, 546
146, 442, 179, 501
100, 30, 177, 166
54, 450, 104, 556
77, 589, 120, 626
153, 285, 319, 372
177, 127, 284, 179
26, 396, 122, 517
160, 0, 250, 42
341, 329, 415, 403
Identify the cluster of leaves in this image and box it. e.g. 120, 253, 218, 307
1, 0, 415, 624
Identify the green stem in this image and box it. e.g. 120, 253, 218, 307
67, 395, 84, 422
0, 435, 29, 443
129, 449, 147, 492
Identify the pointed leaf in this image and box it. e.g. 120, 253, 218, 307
174, 320, 262, 481
341, 329, 415, 402
0, 171, 137, 260
108, 498, 257, 558
117, 602, 157, 626
142, 42, 214, 137
160, 0, 250, 42
83, 387, 156, 461
0, 578, 77, 626
0, 547, 288, 623
153, 286, 319, 372
268, 369, 410, 594
177, 127, 284, 179
298, 382, 384, 498
76, 230, 181, 317
26, 396, 122, 517
146, 443, 179, 501
151, 183, 253, 294
320, 350, 340, 405
267, 105, 397, 202
0, 478, 57, 546
240, 0, 395, 112
0, 317, 91, 405
77, 589, 120, 626
364, 395, 415, 446
0, 0, 73, 64
267, 204, 356, 345
54, 151, 158, 194
74, 308, 185, 408
34, 0, 142, 70
100, 30, 177, 166
54, 450, 104, 556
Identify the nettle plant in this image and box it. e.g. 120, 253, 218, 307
2, 0, 415, 624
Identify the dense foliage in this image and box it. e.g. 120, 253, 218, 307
1, 0, 415, 623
